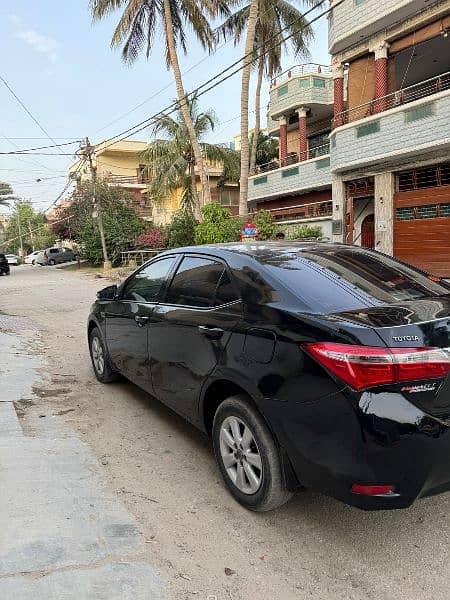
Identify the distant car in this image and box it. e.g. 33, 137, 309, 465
0, 253, 10, 275
5, 254, 19, 266
36, 247, 77, 266
24, 250, 42, 265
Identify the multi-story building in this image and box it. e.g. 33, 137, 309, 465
69, 140, 153, 221
249, 1, 450, 276
248, 63, 334, 238
69, 140, 240, 225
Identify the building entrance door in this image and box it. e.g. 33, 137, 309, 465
361, 214, 375, 249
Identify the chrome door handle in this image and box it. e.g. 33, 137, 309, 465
135, 315, 150, 326
198, 326, 224, 339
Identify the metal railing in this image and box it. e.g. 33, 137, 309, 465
270, 63, 332, 87
333, 71, 450, 128
121, 248, 165, 267
106, 174, 149, 185
253, 142, 330, 174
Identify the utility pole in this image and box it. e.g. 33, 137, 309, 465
17, 210, 24, 259
83, 137, 111, 270
28, 220, 35, 251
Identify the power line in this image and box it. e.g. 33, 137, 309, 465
0, 74, 71, 152
3, 140, 82, 154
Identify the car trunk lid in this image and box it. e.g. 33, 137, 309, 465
332, 298, 450, 423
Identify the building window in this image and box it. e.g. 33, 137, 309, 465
299, 77, 310, 89
397, 163, 450, 191
277, 85, 288, 97
313, 77, 326, 88
282, 166, 299, 178
417, 205, 438, 219
316, 158, 330, 169
440, 203, 450, 217
396, 207, 414, 221
219, 189, 239, 207
404, 103, 434, 124
356, 121, 380, 137
254, 176, 268, 185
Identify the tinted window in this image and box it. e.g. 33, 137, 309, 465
0, 254, 5, 260
259, 247, 450, 313
122, 257, 176, 303
49, 249, 59, 254
166, 257, 224, 308
215, 270, 239, 305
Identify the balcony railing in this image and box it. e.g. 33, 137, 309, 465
105, 173, 150, 185
270, 63, 331, 87
333, 71, 450, 128
251, 200, 333, 223
254, 142, 330, 174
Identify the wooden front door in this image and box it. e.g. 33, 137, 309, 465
361, 214, 375, 249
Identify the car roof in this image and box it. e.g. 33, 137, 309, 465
161, 241, 350, 261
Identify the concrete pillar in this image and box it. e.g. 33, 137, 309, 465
332, 62, 345, 128
374, 172, 395, 255
332, 175, 346, 243
279, 116, 288, 167
373, 42, 389, 114
297, 108, 308, 161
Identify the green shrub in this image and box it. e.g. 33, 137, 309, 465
167, 209, 197, 248
194, 202, 242, 245
287, 225, 322, 240
253, 210, 275, 241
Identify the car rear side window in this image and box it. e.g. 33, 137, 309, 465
214, 270, 240, 306
260, 247, 450, 313
166, 256, 225, 308
122, 257, 176, 303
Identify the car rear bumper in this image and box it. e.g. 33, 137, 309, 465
260, 388, 450, 510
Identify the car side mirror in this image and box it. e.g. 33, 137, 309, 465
97, 284, 118, 300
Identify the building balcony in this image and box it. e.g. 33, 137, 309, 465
328, 0, 432, 55
268, 64, 333, 133
248, 153, 332, 203
330, 72, 450, 173
105, 174, 149, 188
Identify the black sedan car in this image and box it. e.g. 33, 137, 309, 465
0, 253, 10, 275
88, 243, 450, 511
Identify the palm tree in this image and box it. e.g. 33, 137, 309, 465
89, 0, 230, 215
142, 95, 239, 217
217, 0, 314, 183
0, 182, 16, 207
250, 130, 279, 170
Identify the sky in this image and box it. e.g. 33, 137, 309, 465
0, 0, 329, 214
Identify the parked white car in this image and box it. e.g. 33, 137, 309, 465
24, 250, 42, 265
5, 254, 19, 266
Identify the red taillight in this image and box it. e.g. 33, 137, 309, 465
351, 484, 396, 496
303, 342, 450, 391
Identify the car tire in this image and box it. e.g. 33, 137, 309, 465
49, 259, 55, 266
89, 327, 120, 383
32, 260, 35, 265
212, 395, 293, 512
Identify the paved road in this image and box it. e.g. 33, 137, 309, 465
1, 265, 449, 600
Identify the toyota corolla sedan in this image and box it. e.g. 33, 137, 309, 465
87, 243, 450, 512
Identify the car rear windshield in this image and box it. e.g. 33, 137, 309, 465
259, 247, 450, 313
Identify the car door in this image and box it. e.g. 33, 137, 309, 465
148, 254, 242, 422
105, 256, 177, 392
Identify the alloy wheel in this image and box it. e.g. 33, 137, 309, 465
219, 416, 263, 494
91, 336, 105, 375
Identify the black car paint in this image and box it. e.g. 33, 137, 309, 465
88, 243, 450, 510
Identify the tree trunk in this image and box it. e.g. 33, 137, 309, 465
239, 0, 259, 218
249, 49, 264, 176
163, 0, 211, 218
189, 162, 201, 220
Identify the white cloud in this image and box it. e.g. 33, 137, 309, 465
10, 15, 60, 63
